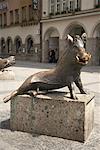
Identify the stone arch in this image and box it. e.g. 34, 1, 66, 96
91, 21, 100, 65
25, 35, 34, 54
0, 37, 6, 55
91, 21, 100, 37
44, 27, 60, 41
6, 36, 13, 54
43, 27, 60, 63
14, 36, 22, 54
62, 21, 87, 39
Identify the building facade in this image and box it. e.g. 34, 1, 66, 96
0, 0, 41, 62
41, 0, 100, 65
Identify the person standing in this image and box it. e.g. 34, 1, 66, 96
49, 49, 56, 63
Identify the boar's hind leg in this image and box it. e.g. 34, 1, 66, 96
75, 76, 86, 94
68, 83, 77, 99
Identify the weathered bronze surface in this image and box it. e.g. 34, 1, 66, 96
0, 56, 15, 71
3, 34, 91, 103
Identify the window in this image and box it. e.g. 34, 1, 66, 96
51, 0, 54, 3
4, 12, 7, 26
51, 5, 55, 14
70, 1, 73, 11
15, 9, 19, 24
29, 5, 34, 21
0, 14, 2, 27
22, 6, 26, 22
95, 0, 100, 8
57, 4, 60, 12
10, 10, 13, 24
50, 0, 67, 15
50, 0, 55, 14
95, 0, 100, 5
75, 0, 81, 11
56, 0, 61, 13
62, 1, 67, 12
68, 0, 74, 12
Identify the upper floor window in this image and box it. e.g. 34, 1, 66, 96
68, 0, 81, 12
10, 10, 13, 25
75, 0, 81, 11
22, 6, 26, 22
69, 0, 74, 12
3, 12, 7, 26
57, 0, 60, 2
29, 5, 34, 21
95, 0, 100, 8
50, 0, 55, 14
15, 9, 19, 24
51, 0, 54, 3
50, 0, 61, 15
62, 0, 67, 12
51, 5, 55, 14
0, 14, 2, 27
49, 0, 81, 16
56, 0, 61, 13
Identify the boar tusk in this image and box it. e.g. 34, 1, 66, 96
76, 56, 79, 61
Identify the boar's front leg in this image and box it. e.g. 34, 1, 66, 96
68, 82, 77, 99
75, 76, 86, 94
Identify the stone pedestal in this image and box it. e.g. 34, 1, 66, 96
0, 70, 15, 80
10, 92, 94, 142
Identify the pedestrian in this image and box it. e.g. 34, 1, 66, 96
49, 49, 56, 63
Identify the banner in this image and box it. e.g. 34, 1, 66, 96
32, 0, 38, 10
0, 2, 8, 11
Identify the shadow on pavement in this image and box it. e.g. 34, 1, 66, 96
84, 82, 100, 86
82, 66, 100, 73
15, 61, 55, 69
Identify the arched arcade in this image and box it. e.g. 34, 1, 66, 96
43, 27, 60, 62
14, 36, 22, 54
91, 23, 100, 65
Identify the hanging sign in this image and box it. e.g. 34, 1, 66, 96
32, 0, 38, 10
0, 2, 8, 11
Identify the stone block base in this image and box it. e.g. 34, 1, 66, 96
0, 70, 15, 80
10, 92, 94, 142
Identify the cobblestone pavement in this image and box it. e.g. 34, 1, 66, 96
0, 61, 100, 150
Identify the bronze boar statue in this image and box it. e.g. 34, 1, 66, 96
3, 34, 91, 103
0, 56, 15, 72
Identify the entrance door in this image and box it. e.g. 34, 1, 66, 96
96, 37, 100, 65
48, 37, 59, 62
7, 39, 12, 54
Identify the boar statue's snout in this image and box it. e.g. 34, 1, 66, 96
76, 50, 91, 65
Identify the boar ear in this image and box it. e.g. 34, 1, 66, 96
66, 34, 73, 43
81, 33, 87, 41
